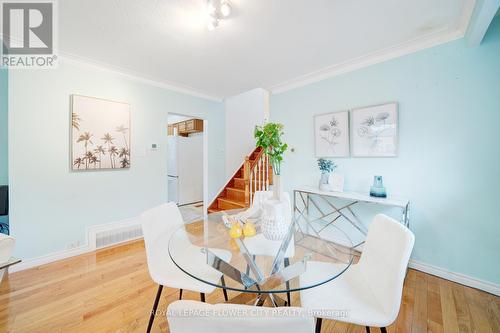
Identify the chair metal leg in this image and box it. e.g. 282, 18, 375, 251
284, 257, 291, 306
380, 328, 387, 333
366, 327, 370, 333
200, 292, 206, 302
147, 285, 163, 333
221, 276, 229, 302
315, 318, 322, 333
178, 289, 183, 300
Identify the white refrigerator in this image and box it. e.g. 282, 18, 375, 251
167, 134, 203, 205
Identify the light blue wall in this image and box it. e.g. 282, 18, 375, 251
9, 59, 224, 259
271, 17, 500, 284
0, 68, 7, 229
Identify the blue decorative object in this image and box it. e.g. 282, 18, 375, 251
370, 175, 387, 198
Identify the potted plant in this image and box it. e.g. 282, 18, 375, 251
254, 122, 289, 240
317, 158, 337, 190
254, 123, 288, 200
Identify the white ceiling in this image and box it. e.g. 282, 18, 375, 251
60, 0, 474, 100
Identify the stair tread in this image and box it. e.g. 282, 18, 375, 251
226, 187, 245, 192
234, 177, 267, 181
217, 197, 246, 207
209, 147, 271, 212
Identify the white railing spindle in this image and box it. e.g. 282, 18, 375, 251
246, 149, 274, 206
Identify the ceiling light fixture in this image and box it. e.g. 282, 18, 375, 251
206, 0, 231, 31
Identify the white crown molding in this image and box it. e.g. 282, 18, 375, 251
409, 259, 500, 296
459, 0, 478, 35
269, 28, 464, 94
1, 37, 222, 101
269, 0, 476, 95
4, 2, 476, 101
59, 52, 223, 103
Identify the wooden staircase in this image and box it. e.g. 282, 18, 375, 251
208, 147, 273, 213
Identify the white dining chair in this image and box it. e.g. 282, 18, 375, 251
167, 300, 315, 333
0, 234, 15, 281
141, 202, 231, 333
299, 214, 415, 333
240, 191, 295, 305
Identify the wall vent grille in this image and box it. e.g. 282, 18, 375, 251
95, 225, 143, 249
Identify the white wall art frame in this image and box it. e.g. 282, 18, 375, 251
71, 94, 131, 171
314, 110, 350, 157
350, 102, 398, 157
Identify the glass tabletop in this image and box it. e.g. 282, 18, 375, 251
168, 208, 354, 294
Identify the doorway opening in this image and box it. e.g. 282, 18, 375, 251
167, 113, 206, 223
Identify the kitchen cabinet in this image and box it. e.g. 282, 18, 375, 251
168, 119, 203, 136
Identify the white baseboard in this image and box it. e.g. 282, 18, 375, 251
409, 259, 500, 296
10, 244, 93, 273
9, 230, 500, 296
10, 217, 141, 273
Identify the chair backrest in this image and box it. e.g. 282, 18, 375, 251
167, 300, 315, 333
140, 202, 185, 283
0, 234, 15, 263
358, 214, 415, 323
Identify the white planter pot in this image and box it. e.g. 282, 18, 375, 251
319, 172, 330, 191
261, 199, 289, 241
272, 174, 282, 200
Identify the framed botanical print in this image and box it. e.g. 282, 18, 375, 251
350, 102, 398, 157
314, 110, 349, 157
71, 95, 131, 170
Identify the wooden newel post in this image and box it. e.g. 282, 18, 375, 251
244, 156, 250, 205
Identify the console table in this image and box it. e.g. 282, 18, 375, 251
293, 186, 410, 249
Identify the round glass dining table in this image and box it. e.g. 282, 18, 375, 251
168, 209, 354, 305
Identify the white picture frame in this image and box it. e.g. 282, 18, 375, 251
328, 173, 344, 192
314, 110, 350, 157
71, 94, 131, 171
350, 102, 398, 157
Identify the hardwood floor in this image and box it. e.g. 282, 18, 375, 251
0, 240, 498, 333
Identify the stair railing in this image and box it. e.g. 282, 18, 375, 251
244, 148, 272, 205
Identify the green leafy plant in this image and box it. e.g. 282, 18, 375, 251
254, 123, 288, 175
317, 158, 337, 174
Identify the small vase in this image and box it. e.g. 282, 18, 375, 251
319, 172, 330, 191
261, 199, 289, 240
370, 175, 387, 198
272, 173, 282, 200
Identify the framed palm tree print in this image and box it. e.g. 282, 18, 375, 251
71, 95, 131, 170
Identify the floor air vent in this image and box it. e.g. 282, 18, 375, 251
95, 224, 143, 249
